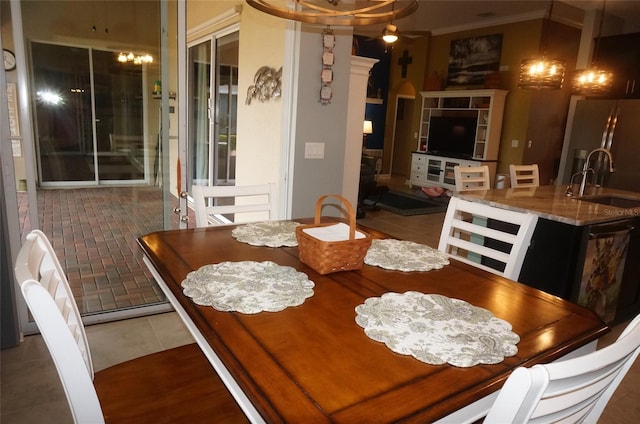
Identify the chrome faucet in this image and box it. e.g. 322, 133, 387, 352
577, 148, 614, 197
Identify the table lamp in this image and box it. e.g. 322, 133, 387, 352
363, 120, 373, 148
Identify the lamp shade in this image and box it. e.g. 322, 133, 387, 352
363, 120, 373, 135
572, 67, 614, 95
518, 57, 566, 90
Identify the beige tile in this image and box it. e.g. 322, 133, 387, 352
86, 316, 166, 371
148, 312, 194, 349
0, 336, 73, 424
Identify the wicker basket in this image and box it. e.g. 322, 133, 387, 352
296, 194, 372, 275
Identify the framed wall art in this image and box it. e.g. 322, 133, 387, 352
447, 34, 503, 88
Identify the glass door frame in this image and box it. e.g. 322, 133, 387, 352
7, 0, 179, 334
186, 24, 239, 196
30, 41, 153, 188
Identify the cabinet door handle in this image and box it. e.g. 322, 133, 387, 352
632, 80, 636, 94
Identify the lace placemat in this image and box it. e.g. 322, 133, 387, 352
182, 261, 314, 314
364, 239, 450, 272
231, 221, 301, 247
355, 291, 519, 367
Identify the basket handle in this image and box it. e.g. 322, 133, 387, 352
313, 194, 357, 240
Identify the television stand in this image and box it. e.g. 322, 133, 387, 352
410, 89, 507, 190
409, 152, 497, 191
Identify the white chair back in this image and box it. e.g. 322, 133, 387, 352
509, 164, 540, 188
192, 183, 277, 227
454, 165, 491, 191
485, 314, 640, 423
438, 197, 538, 280
15, 230, 104, 423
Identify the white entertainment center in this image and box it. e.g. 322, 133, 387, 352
410, 89, 507, 190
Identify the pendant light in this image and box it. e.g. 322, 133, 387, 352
518, 0, 566, 90
571, 0, 613, 95
117, 2, 154, 65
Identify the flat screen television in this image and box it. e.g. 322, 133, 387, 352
427, 113, 477, 159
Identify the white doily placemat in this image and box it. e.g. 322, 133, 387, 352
364, 239, 450, 272
355, 291, 519, 367
182, 261, 314, 314
231, 221, 301, 247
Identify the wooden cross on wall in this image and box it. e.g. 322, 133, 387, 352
398, 50, 412, 78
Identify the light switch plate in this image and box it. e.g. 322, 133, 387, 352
305, 142, 325, 159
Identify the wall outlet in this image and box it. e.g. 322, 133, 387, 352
511, 139, 519, 148
304, 142, 325, 159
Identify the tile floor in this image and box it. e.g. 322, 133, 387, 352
3, 177, 639, 423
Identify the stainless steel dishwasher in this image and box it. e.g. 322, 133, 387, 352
576, 219, 634, 322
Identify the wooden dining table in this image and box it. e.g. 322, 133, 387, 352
138, 220, 608, 423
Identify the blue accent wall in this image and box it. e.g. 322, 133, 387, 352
354, 35, 390, 150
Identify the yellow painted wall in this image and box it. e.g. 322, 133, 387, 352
384, 35, 429, 175
424, 19, 580, 183
426, 20, 543, 177
187, 1, 285, 190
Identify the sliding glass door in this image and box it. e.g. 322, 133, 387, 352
32, 42, 148, 185
188, 30, 238, 192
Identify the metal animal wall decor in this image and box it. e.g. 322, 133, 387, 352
246, 66, 283, 105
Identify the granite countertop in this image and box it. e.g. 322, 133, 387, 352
454, 185, 640, 226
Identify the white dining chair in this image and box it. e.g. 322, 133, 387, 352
485, 313, 640, 423
14, 230, 246, 424
192, 183, 277, 227
454, 165, 491, 191
438, 197, 538, 280
509, 164, 540, 188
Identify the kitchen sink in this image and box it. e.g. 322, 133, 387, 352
580, 195, 640, 209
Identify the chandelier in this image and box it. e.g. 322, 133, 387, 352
519, 58, 566, 90
518, 0, 566, 90
571, 0, 613, 95
117, 52, 154, 65
116, 2, 154, 65
245, 0, 418, 26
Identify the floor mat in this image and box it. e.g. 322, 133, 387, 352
365, 191, 449, 216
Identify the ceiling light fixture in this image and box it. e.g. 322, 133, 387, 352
571, 0, 613, 95
117, 52, 154, 65
382, 24, 399, 43
518, 0, 566, 90
245, 0, 418, 26
116, 2, 154, 65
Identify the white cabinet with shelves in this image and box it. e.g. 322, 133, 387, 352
411, 153, 497, 191
412, 89, 506, 190
417, 89, 507, 161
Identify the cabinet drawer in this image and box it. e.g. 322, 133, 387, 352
412, 154, 427, 164
412, 163, 425, 173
